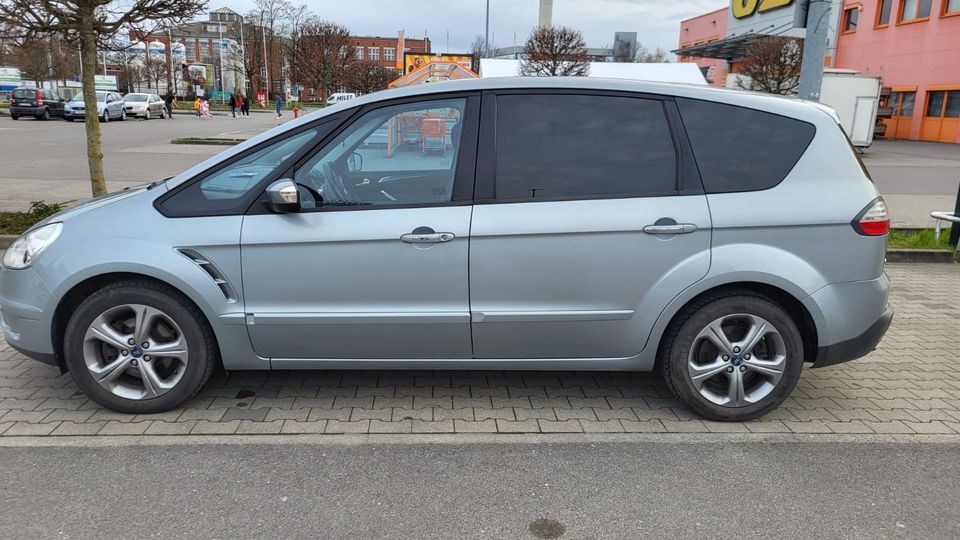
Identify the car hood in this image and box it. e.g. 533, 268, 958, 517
30, 184, 159, 231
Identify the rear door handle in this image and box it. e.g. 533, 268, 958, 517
643, 224, 698, 235
401, 232, 455, 243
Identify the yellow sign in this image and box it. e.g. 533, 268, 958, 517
731, 0, 794, 19
404, 53, 473, 75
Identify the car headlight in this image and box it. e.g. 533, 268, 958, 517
2, 223, 62, 269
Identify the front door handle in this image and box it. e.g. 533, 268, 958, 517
401, 227, 455, 243
643, 223, 698, 235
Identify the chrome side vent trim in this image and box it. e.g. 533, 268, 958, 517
176, 248, 239, 303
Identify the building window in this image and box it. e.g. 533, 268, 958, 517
945, 0, 960, 15
900, 0, 932, 22
368, 47, 380, 60
876, 0, 892, 25
842, 7, 859, 32
354, 46, 364, 60
384, 47, 396, 61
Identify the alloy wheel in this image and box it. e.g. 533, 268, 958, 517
686, 313, 787, 407
82, 304, 188, 400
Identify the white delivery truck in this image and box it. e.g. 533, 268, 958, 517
818, 69, 882, 148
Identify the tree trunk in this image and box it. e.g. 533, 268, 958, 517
79, 11, 107, 197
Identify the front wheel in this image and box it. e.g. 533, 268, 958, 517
101, 110, 109, 123
63, 280, 218, 413
159, 108, 166, 119
144, 109, 150, 120
659, 291, 804, 421
10, 114, 18, 120
120, 109, 126, 121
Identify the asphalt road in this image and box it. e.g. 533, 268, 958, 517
2, 434, 958, 539
0, 112, 287, 210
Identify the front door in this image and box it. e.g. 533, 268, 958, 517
469, 93, 711, 359
241, 95, 479, 360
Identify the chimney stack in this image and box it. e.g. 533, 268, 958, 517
539, 0, 553, 27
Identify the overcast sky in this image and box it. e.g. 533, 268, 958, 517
231, 0, 726, 56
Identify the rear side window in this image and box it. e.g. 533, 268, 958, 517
494, 94, 677, 200
676, 98, 815, 194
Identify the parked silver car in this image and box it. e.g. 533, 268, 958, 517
124, 93, 167, 119
0, 78, 892, 420
64, 91, 126, 122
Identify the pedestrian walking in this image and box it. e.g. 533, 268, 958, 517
200, 98, 212, 119
193, 97, 201, 118
275, 95, 283, 119
229, 93, 236, 118
241, 94, 250, 117
164, 93, 176, 119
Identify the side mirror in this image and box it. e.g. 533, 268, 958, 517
347, 152, 363, 172
265, 179, 301, 213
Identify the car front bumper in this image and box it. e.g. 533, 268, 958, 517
0, 266, 59, 366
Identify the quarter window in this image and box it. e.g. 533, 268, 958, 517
294, 98, 466, 209
161, 128, 318, 216
493, 94, 677, 200
676, 98, 816, 194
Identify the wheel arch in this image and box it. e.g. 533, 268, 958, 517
654, 281, 819, 367
50, 272, 221, 372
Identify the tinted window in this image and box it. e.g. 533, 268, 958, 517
294, 98, 465, 209
161, 128, 318, 216
13, 89, 35, 99
494, 94, 676, 200
676, 98, 815, 194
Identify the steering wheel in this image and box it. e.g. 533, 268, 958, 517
321, 161, 358, 203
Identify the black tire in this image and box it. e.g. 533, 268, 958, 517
101, 110, 109, 123
63, 280, 218, 413
120, 109, 126, 121
38, 108, 50, 121
65, 117, 74, 122
659, 290, 804, 421
10, 114, 18, 120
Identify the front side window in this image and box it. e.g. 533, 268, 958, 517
161, 128, 318, 216
493, 94, 677, 200
294, 98, 465, 209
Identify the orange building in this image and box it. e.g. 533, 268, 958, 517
678, 8, 729, 87
835, 0, 960, 143
678, 0, 960, 143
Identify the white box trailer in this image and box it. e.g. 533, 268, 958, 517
819, 70, 882, 148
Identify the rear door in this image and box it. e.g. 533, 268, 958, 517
469, 91, 711, 359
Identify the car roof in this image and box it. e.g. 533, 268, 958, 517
164, 76, 836, 190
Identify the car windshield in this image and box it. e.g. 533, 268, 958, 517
125, 94, 147, 102
70, 92, 108, 103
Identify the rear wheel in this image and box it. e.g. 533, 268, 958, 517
659, 291, 804, 421
38, 108, 50, 121
159, 108, 166, 119
63, 280, 218, 413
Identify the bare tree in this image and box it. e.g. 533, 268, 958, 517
470, 34, 494, 71
0, 0, 207, 197
295, 18, 352, 106
345, 60, 393, 95
284, 4, 310, 100
252, 0, 290, 98
519, 26, 590, 77
613, 40, 669, 63
143, 54, 167, 91
736, 36, 802, 95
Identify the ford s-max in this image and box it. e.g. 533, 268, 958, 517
0, 78, 892, 420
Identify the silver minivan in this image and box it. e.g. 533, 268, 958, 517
0, 78, 892, 420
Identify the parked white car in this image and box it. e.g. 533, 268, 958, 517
123, 93, 167, 120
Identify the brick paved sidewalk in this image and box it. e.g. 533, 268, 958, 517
1, 263, 959, 437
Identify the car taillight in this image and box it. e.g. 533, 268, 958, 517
852, 197, 890, 236
35, 89, 43, 106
